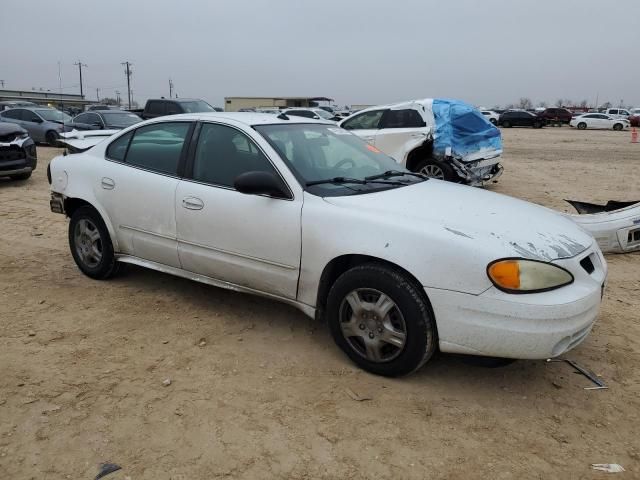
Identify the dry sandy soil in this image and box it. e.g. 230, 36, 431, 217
1, 127, 639, 479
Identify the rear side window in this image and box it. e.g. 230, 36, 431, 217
146, 101, 165, 115
106, 131, 133, 161
192, 123, 279, 189
342, 110, 385, 130
1, 109, 22, 120
124, 122, 191, 175
381, 109, 426, 128
166, 102, 182, 115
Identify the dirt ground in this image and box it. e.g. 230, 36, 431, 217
1, 127, 639, 479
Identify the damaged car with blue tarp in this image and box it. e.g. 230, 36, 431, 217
339, 98, 503, 185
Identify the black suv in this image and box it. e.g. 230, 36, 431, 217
0, 122, 37, 180
498, 111, 544, 128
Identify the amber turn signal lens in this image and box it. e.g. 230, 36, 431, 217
488, 260, 520, 289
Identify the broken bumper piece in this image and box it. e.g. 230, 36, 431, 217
565, 199, 640, 253
451, 157, 503, 186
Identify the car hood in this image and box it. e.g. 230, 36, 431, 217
323, 180, 593, 262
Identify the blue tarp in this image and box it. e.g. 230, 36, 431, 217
431, 99, 502, 161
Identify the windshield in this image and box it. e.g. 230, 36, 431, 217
102, 112, 142, 127
35, 109, 72, 123
255, 124, 422, 197
178, 101, 215, 113
314, 109, 334, 120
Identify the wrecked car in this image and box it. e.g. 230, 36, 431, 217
49, 113, 605, 377
566, 200, 640, 253
0, 122, 37, 180
339, 98, 503, 186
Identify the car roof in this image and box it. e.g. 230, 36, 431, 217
148, 111, 334, 126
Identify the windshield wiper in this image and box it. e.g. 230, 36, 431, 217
365, 170, 427, 181
306, 176, 404, 187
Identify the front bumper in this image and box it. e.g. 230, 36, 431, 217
0, 138, 37, 177
451, 157, 503, 186
427, 246, 607, 359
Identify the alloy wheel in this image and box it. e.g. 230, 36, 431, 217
74, 218, 103, 268
419, 164, 445, 179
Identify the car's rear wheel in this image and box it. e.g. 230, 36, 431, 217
577, 122, 587, 130
489, 118, 497, 125
10, 171, 32, 180
501, 120, 511, 128
414, 158, 456, 182
533, 121, 543, 128
69, 206, 119, 279
613, 123, 623, 131
326, 263, 438, 377
45, 130, 59, 147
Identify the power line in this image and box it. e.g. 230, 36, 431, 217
73, 60, 88, 97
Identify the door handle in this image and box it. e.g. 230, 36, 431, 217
410, 133, 427, 138
101, 177, 115, 190
182, 197, 204, 210
363, 136, 375, 142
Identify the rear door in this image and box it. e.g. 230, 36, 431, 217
339, 109, 386, 145
95, 121, 194, 267
175, 121, 302, 299
374, 108, 428, 165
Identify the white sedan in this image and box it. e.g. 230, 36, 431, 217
49, 113, 606, 377
481, 110, 500, 125
570, 113, 630, 131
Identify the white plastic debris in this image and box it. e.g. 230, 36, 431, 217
591, 463, 625, 473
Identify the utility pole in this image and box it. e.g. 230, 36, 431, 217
169, 78, 174, 99
74, 60, 87, 97
121, 61, 133, 109
96, 88, 100, 101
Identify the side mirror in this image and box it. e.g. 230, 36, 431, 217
313, 115, 320, 120
234, 171, 289, 198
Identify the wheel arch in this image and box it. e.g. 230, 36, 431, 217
315, 254, 431, 319
405, 141, 434, 172
63, 196, 119, 251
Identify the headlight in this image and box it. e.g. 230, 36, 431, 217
487, 258, 573, 293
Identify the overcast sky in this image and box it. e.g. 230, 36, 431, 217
3, 0, 638, 108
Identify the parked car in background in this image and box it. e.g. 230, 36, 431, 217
71, 110, 142, 131
48, 112, 606, 377
480, 110, 499, 125
135, 98, 217, 120
282, 108, 339, 122
0, 107, 73, 145
0, 122, 37, 180
86, 104, 123, 111
0, 101, 38, 111
339, 99, 503, 185
498, 111, 544, 128
536, 108, 572, 124
570, 113, 630, 131
604, 108, 631, 119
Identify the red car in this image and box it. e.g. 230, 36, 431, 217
629, 114, 640, 127
536, 108, 573, 125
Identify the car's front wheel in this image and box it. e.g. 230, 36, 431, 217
45, 130, 59, 147
414, 158, 456, 182
613, 123, 623, 131
489, 118, 497, 125
69, 206, 119, 279
501, 120, 511, 127
326, 263, 438, 377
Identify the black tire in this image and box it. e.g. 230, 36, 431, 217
45, 130, 59, 147
489, 118, 497, 125
326, 263, 438, 377
413, 158, 457, 182
501, 120, 511, 128
68, 206, 119, 280
10, 171, 32, 180
577, 122, 587, 130
533, 121, 543, 129
613, 123, 623, 131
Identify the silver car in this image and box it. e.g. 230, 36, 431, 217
0, 107, 73, 146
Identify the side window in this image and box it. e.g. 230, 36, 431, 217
146, 101, 164, 115
381, 109, 426, 128
2, 109, 21, 120
609, 109, 618, 115
125, 122, 190, 175
106, 131, 133, 161
192, 123, 280, 189
342, 110, 385, 130
166, 102, 181, 115
620, 110, 630, 116
74, 113, 90, 123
